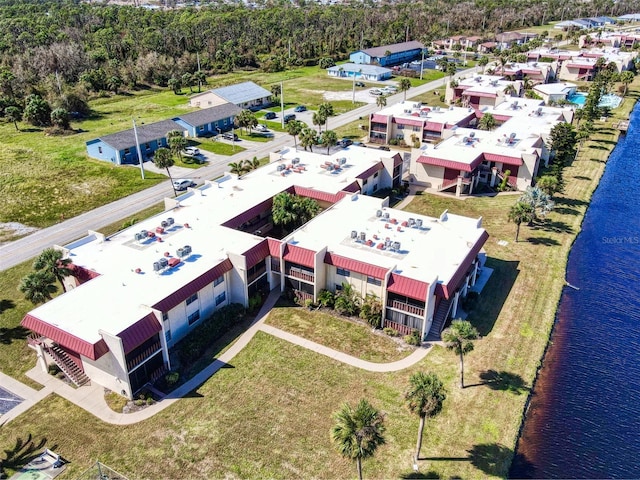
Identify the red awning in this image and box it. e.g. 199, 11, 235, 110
566, 63, 595, 70
324, 252, 389, 279
394, 118, 424, 127
68, 263, 101, 285
436, 230, 489, 299
424, 121, 444, 132
243, 239, 270, 269
416, 155, 483, 172
117, 313, 162, 354
483, 152, 523, 166
371, 114, 388, 123
283, 244, 316, 268
464, 91, 498, 98
387, 274, 429, 301
267, 238, 282, 257
356, 162, 384, 180
21, 314, 109, 360
293, 185, 341, 204
153, 259, 233, 312
393, 153, 403, 168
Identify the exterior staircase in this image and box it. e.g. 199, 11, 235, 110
426, 298, 453, 341
44, 344, 90, 387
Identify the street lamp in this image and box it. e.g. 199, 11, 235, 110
132, 118, 145, 180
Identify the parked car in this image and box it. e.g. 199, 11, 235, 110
355, 81, 366, 87
284, 113, 296, 123
294, 105, 307, 112
183, 146, 200, 156
381, 86, 398, 94
337, 138, 353, 148
378, 145, 391, 151
173, 179, 196, 191
264, 111, 276, 119
222, 132, 238, 141
369, 89, 383, 96
254, 124, 269, 132
352, 141, 365, 147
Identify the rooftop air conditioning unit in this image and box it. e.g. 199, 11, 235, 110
277, 164, 285, 172
183, 245, 192, 256
414, 103, 421, 108
470, 131, 476, 138
376, 210, 383, 218
385, 238, 392, 247
158, 257, 168, 268
135, 232, 145, 242
359, 231, 366, 241
351, 230, 358, 239
161, 220, 169, 228
167, 217, 174, 225
153, 261, 162, 272
392, 241, 401, 251
383, 212, 390, 220
408, 218, 415, 226
340, 157, 347, 165
416, 218, 423, 228
177, 247, 185, 257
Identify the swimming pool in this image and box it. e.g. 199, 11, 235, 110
567, 92, 622, 109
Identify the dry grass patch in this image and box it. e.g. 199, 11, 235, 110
265, 305, 415, 363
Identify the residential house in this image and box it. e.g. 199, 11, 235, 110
188, 81, 272, 110
327, 63, 393, 82
495, 31, 537, 50
446, 74, 523, 110
85, 119, 184, 165
497, 61, 556, 84
172, 103, 242, 137
349, 41, 425, 67
533, 82, 578, 104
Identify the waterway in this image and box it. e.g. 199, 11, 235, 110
510, 102, 640, 478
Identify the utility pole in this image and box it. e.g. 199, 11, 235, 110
280, 81, 285, 129
197, 52, 201, 72
133, 119, 145, 180
420, 49, 426, 80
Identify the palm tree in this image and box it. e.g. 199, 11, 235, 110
376, 95, 387, 110
154, 148, 177, 196
320, 130, 338, 154
334, 282, 361, 316
228, 161, 246, 176
243, 156, 260, 172
478, 112, 497, 131
181, 73, 194, 93
300, 127, 317, 152
167, 130, 187, 160
331, 399, 386, 480
107, 75, 122, 95
405, 372, 446, 463
508, 201, 535, 242
33, 248, 73, 293
441, 319, 479, 389
478, 55, 489, 74
168, 77, 182, 95
620, 71, 634, 95
193, 71, 207, 92
318, 102, 334, 130
399, 78, 411, 101
503, 84, 518, 97
312, 111, 325, 133
286, 119, 304, 149
5, 106, 21, 131
19, 271, 58, 305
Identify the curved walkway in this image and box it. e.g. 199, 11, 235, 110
1, 290, 433, 426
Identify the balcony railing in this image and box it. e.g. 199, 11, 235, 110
247, 265, 267, 284
127, 342, 162, 373
383, 319, 415, 337
286, 268, 315, 283
270, 259, 281, 273
388, 300, 425, 318
294, 290, 314, 303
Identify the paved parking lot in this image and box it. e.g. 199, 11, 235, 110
0, 385, 23, 414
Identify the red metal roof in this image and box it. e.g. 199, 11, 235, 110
492, 114, 513, 122
424, 121, 444, 132
387, 274, 429, 301
267, 238, 282, 257
117, 313, 162, 354
356, 162, 384, 180
21, 314, 109, 360
68, 263, 101, 285
243, 239, 270, 269
342, 180, 361, 193
416, 155, 483, 172
394, 118, 424, 128
464, 91, 498, 98
371, 114, 388, 123
222, 197, 273, 229
152, 259, 233, 312
283, 244, 316, 268
483, 152, 523, 166
566, 63, 595, 70
292, 185, 341, 204
324, 252, 389, 279
436, 230, 489, 299
393, 153, 403, 168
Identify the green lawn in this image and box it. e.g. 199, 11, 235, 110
265, 305, 415, 363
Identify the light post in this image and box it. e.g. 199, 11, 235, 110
420, 48, 426, 80
132, 119, 145, 180
216, 127, 221, 140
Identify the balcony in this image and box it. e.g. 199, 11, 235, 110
285, 267, 315, 283
126, 341, 162, 372
270, 259, 281, 273
247, 265, 267, 284
383, 319, 415, 337
294, 290, 314, 303
387, 299, 425, 317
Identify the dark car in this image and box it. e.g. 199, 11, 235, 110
378, 145, 391, 151
337, 138, 353, 148
264, 111, 276, 119
284, 113, 296, 123
222, 132, 238, 141
294, 105, 307, 112
355, 81, 366, 87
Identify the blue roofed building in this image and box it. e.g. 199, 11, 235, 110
188, 81, 272, 110
86, 119, 184, 165
349, 41, 425, 67
172, 103, 242, 137
327, 63, 393, 81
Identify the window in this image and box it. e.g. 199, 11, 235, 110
124, 148, 130, 155
335, 284, 343, 291
373, 171, 379, 178
214, 275, 224, 287
188, 311, 200, 325
145, 143, 150, 150
413, 126, 420, 132
373, 185, 378, 192
363, 178, 368, 185
337, 267, 350, 277
199, 125, 204, 131
397, 124, 404, 130
367, 276, 382, 286
98, 146, 103, 154
186, 293, 198, 306
215, 291, 226, 306
165, 329, 172, 342
162, 312, 169, 322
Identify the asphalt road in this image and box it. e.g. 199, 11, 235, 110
0, 67, 476, 271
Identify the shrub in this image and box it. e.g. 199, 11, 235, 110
383, 327, 400, 337
304, 298, 316, 309
317, 289, 335, 308
48, 364, 61, 375
165, 371, 179, 387
498, 169, 511, 192
146, 397, 154, 405
404, 329, 422, 346
389, 138, 398, 145
359, 293, 382, 328
248, 292, 262, 312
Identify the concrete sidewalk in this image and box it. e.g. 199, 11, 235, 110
1, 290, 433, 425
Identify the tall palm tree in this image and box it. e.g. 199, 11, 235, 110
399, 78, 411, 101
193, 71, 207, 92
331, 399, 386, 480
312, 111, 325, 133
300, 127, 317, 152
167, 130, 187, 160
19, 271, 57, 305
376, 95, 387, 110
318, 102, 334, 130
154, 148, 177, 196
405, 372, 446, 463
320, 130, 338, 154
228, 161, 246, 176
286, 119, 304, 149
441, 320, 479, 388
508, 201, 534, 242
503, 84, 518, 97
33, 248, 73, 293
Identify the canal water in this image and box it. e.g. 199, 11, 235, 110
510, 102, 640, 479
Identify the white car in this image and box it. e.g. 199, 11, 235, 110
173, 179, 196, 191
254, 124, 269, 132
369, 89, 383, 96
183, 147, 200, 156
381, 86, 398, 94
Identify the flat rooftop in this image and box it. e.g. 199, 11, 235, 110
376, 102, 475, 126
